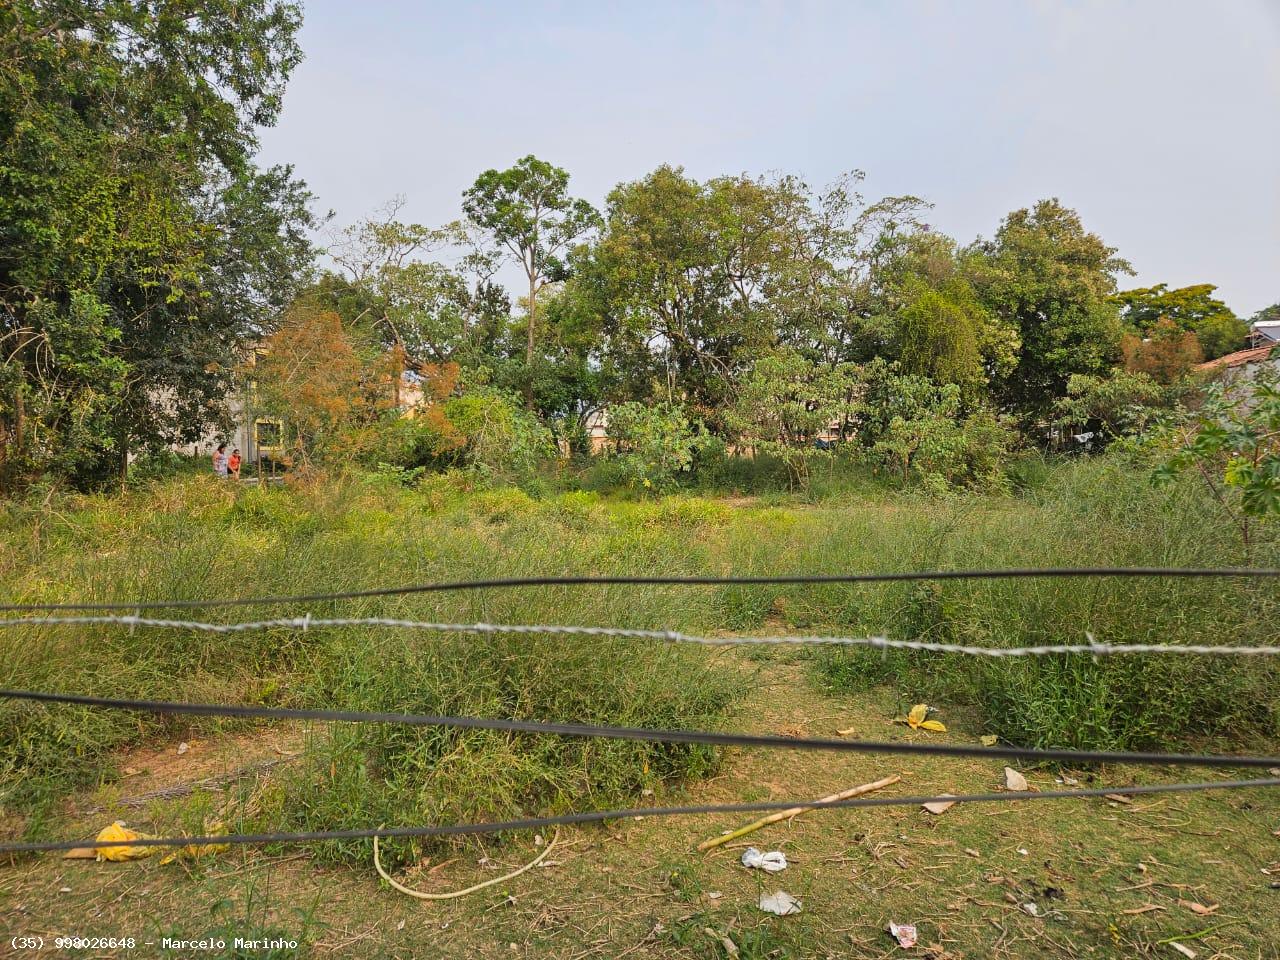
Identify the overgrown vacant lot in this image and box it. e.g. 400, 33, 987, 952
1, 460, 1278, 956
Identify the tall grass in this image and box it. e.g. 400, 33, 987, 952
1, 458, 1275, 852
0, 474, 741, 847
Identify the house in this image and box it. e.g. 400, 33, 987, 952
1196, 342, 1280, 383
177, 362, 426, 466
1249, 321, 1280, 347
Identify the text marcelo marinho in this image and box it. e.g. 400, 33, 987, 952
162, 938, 299, 951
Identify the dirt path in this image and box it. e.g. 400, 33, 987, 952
3, 653, 1278, 959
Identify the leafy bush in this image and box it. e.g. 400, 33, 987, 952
725, 349, 862, 489
1151, 367, 1280, 551
443, 387, 556, 477
867, 378, 1016, 491
1054, 369, 1179, 446
606, 401, 708, 493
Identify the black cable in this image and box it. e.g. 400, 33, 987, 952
4, 688, 1280, 769
2, 567, 1276, 613
4, 777, 1277, 856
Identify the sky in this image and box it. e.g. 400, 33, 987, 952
257, 0, 1280, 317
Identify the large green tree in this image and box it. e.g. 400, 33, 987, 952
583, 165, 926, 426
0, 0, 313, 487
968, 199, 1130, 423
462, 156, 598, 394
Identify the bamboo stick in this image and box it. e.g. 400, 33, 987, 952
696, 775, 901, 851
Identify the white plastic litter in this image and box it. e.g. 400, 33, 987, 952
888, 922, 918, 948
741, 847, 788, 873
757, 890, 802, 915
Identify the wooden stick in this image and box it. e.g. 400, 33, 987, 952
697, 775, 901, 852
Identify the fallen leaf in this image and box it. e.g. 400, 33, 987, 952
1105, 794, 1134, 805
922, 795, 957, 815
1119, 904, 1164, 915
176, 742, 189, 756
964, 848, 981, 858
888, 922, 918, 948
1168, 942, 1196, 959
1020, 902, 1040, 917
758, 890, 801, 916
1177, 900, 1218, 916
1004, 767, 1028, 791
979, 734, 998, 746
904, 705, 946, 732
836, 727, 857, 736
396, 920, 406, 931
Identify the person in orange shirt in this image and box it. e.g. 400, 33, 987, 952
227, 448, 242, 479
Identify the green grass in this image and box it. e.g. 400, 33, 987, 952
0, 457, 1276, 858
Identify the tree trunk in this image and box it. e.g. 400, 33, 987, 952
524, 273, 537, 408
118, 430, 129, 493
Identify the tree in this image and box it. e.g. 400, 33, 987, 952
252, 304, 398, 464
327, 202, 504, 368
1121, 318, 1203, 384
872, 231, 1020, 386
0, 0, 312, 488
725, 348, 862, 487
462, 156, 598, 396
1153, 370, 1280, 555
606, 401, 707, 493
1115, 283, 1247, 360
586, 166, 925, 426
895, 283, 985, 393
1054, 370, 1173, 444
968, 199, 1130, 423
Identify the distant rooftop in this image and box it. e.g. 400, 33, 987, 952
1198, 342, 1279, 371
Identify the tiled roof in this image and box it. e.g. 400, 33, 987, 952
1198, 343, 1278, 370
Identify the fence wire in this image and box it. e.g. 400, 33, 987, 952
2, 566, 1276, 612
4, 776, 1278, 856
3, 613, 1280, 658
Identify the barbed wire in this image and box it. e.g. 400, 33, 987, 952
4, 776, 1278, 856
3, 613, 1280, 658
5, 688, 1280, 770
2, 566, 1277, 612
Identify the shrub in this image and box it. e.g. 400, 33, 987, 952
868, 380, 1016, 491
724, 349, 862, 488
606, 401, 708, 493
443, 387, 556, 477
1151, 367, 1280, 553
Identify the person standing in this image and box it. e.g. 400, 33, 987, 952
212, 443, 228, 478
228, 448, 242, 480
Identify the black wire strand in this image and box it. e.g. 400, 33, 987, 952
2, 567, 1277, 612
4, 777, 1278, 856
4, 688, 1280, 769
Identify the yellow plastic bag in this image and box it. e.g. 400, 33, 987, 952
94, 821, 161, 862
159, 821, 230, 864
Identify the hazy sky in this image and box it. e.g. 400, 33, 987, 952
258, 0, 1280, 317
